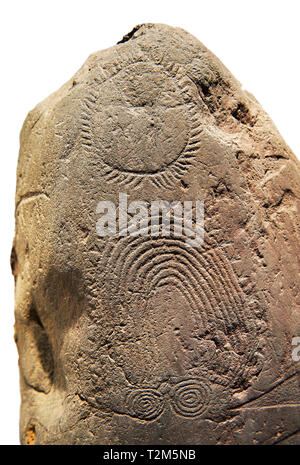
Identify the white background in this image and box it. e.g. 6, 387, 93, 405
1, 0, 299, 445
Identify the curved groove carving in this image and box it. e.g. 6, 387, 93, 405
170, 378, 211, 417
127, 389, 165, 420
98, 233, 261, 391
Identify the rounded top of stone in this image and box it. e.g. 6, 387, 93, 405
117, 23, 191, 42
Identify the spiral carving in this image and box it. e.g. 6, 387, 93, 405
170, 379, 210, 417
127, 389, 164, 420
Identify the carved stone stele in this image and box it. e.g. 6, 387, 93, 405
12, 24, 300, 445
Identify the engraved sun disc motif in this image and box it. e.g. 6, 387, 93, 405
81, 61, 202, 188
90, 63, 189, 174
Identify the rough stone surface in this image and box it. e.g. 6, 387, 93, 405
12, 23, 300, 445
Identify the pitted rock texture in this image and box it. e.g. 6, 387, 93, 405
12, 23, 300, 445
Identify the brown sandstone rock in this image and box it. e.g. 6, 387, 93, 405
12, 23, 300, 445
